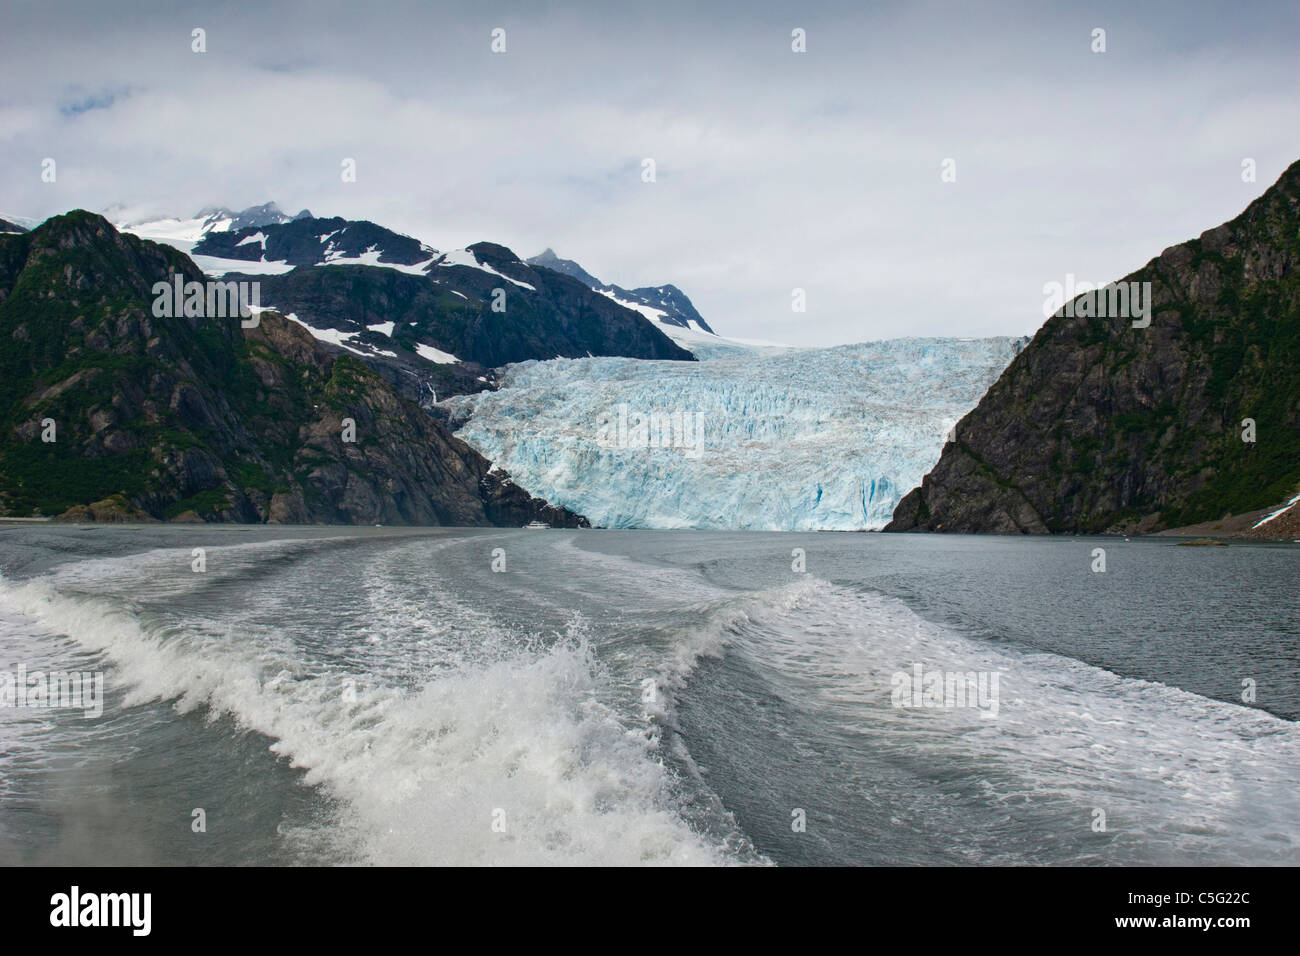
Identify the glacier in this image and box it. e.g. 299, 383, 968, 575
442, 337, 1024, 531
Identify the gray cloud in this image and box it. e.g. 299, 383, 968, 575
1, 0, 1297, 345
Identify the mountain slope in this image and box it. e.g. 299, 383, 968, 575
111, 201, 313, 244
182, 217, 696, 381
192, 213, 433, 267
0, 210, 585, 527
887, 159, 1300, 535
526, 248, 716, 334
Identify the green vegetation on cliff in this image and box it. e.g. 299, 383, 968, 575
888, 160, 1300, 534
0, 211, 585, 527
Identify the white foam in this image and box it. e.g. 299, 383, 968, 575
0, 565, 731, 866
722, 578, 1300, 864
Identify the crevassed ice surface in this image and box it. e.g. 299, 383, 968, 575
444, 337, 1023, 531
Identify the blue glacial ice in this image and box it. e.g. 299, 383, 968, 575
442, 337, 1024, 530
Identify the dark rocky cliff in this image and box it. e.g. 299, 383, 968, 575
0, 211, 586, 527
887, 160, 1300, 534
193, 217, 696, 379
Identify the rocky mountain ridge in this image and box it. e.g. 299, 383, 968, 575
0, 211, 587, 527
887, 160, 1300, 536
526, 247, 716, 334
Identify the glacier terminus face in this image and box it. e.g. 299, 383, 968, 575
443, 337, 1024, 531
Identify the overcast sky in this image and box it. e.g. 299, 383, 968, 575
2, 0, 1297, 346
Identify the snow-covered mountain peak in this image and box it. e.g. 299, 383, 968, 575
112, 201, 313, 245
525, 249, 716, 336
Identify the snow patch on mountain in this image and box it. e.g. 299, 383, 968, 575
113, 202, 311, 245
190, 254, 296, 276
442, 337, 1025, 530
284, 314, 369, 356
596, 288, 668, 322
1252, 492, 1300, 529
317, 245, 436, 274
526, 248, 716, 334
434, 248, 536, 290
415, 343, 461, 364
278, 314, 395, 360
